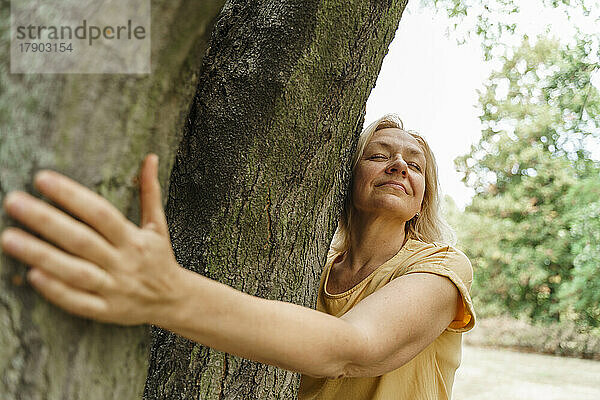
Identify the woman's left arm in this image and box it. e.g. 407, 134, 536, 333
0, 155, 459, 379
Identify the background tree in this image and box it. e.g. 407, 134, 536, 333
425, 0, 600, 59
557, 188, 600, 326
452, 35, 600, 326
0, 0, 409, 399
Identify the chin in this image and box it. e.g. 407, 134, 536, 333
359, 200, 414, 221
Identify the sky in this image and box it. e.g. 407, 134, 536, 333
365, 1, 600, 209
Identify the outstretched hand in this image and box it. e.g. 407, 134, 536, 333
1, 154, 184, 326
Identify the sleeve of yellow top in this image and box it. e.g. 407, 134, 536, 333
402, 248, 476, 332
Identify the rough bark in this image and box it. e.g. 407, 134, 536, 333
0, 1, 225, 399
1, 0, 409, 398
145, 1, 408, 399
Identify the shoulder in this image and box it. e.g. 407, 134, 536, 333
402, 240, 473, 289
402, 240, 476, 331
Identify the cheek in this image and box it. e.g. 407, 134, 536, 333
351, 180, 368, 205
351, 166, 376, 198
352, 165, 370, 184
414, 177, 426, 205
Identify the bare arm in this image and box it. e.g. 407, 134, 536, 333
162, 268, 458, 378
0, 154, 459, 379
160, 269, 363, 378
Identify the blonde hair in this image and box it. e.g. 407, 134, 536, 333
330, 114, 456, 255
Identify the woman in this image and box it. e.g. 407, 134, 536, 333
1, 114, 475, 399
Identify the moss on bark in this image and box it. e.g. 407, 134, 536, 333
0, 1, 225, 398
146, 0, 408, 398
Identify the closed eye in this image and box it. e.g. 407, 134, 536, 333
409, 162, 422, 172
369, 154, 387, 160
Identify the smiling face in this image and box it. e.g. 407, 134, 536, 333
351, 128, 426, 222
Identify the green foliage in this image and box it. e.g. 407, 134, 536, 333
423, 0, 600, 59
558, 199, 600, 326
427, 0, 520, 58
451, 35, 600, 326
457, 36, 599, 192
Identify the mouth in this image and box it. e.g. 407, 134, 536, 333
377, 181, 408, 195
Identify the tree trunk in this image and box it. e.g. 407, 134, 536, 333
1, 0, 408, 399
0, 1, 225, 399
146, 1, 408, 399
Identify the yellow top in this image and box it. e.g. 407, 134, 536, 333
297, 239, 476, 400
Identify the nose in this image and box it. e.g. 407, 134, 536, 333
385, 155, 408, 176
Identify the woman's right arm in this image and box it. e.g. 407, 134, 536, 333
0, 154, 362, 378
1, 154, 459, 379
155, 267, 364, 378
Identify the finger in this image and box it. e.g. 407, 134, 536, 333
140, 154, 168, 236
1, 227, 114, 293
3, 191, 118, 268
27, 268, 109, 322
32, 169, 136, 245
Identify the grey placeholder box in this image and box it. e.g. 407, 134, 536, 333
11, 0, 151, 74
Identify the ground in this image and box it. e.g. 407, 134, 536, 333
454, 345, 600, 400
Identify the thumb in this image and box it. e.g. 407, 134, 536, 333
140, 153, 168, 235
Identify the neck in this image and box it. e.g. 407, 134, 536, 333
344, 210, 408, 273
